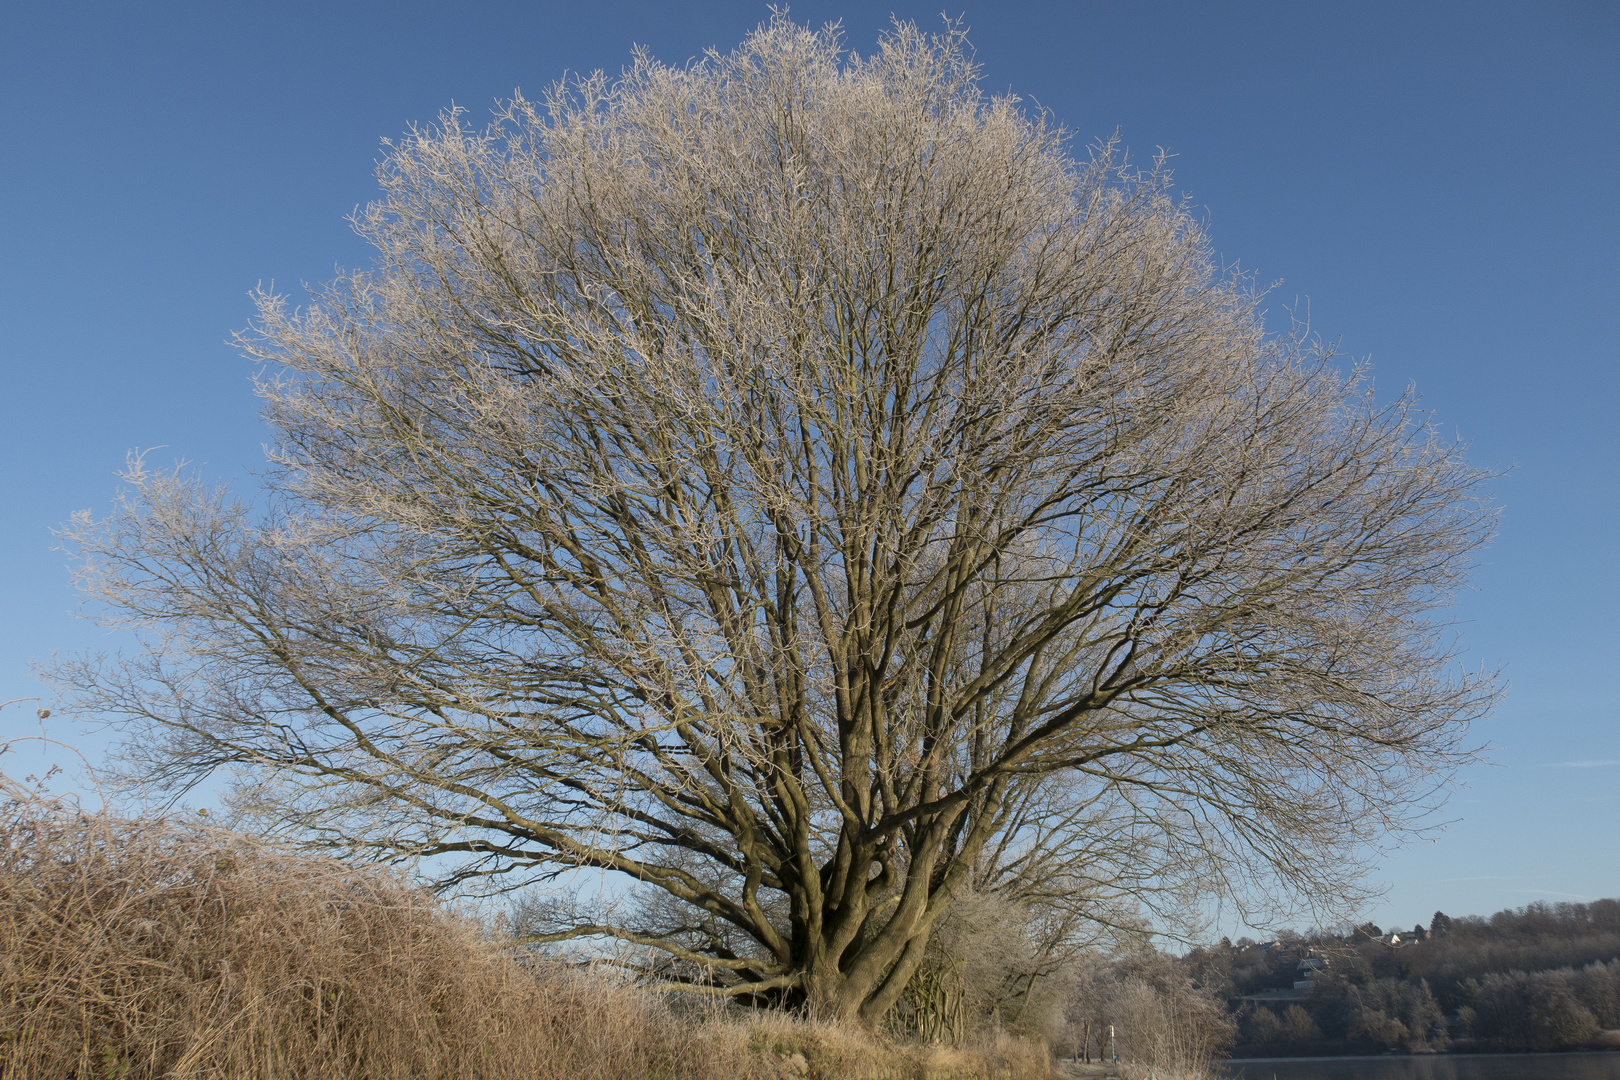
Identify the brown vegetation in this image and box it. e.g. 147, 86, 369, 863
0, 768, 1050, 1080
1059, 949, 1233, 1076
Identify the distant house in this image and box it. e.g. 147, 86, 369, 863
1293, 956, 1325, 991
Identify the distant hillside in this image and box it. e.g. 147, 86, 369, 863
1179, 899, 1620, 1056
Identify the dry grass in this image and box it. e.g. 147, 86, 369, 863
0, 772, 1049, 1080
734, 1012, 1052, 1080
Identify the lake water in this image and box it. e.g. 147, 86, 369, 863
1217, 1051, 1620, 1080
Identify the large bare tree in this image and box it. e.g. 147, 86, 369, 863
56, 17, 1495, 1023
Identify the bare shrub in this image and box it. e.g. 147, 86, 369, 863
0, 751, 1049, 1080
1061, 950, 1233, 1076
0, 779, 722, 1078
891, 888, 1113, 1046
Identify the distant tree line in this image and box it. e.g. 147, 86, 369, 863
1176, 899, 1620, 1055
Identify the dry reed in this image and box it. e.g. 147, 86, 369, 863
0, 769, 1049, 1080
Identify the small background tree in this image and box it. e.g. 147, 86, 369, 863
1061, 949, 1234, 1072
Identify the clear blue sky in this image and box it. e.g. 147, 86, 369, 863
2, 1, 1615, 935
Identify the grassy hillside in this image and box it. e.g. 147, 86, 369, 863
0, 779, 1051, 1080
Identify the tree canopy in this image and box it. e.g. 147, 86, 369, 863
58, 16, 1495, 1023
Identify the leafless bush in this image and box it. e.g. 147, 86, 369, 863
891, 888, 1118, 1045
0, 746, 1049, 1079
1060, 950, 1233, 1077
0, 770, 717, 1079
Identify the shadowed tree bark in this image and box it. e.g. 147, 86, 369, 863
55, 16, 1496, 1024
